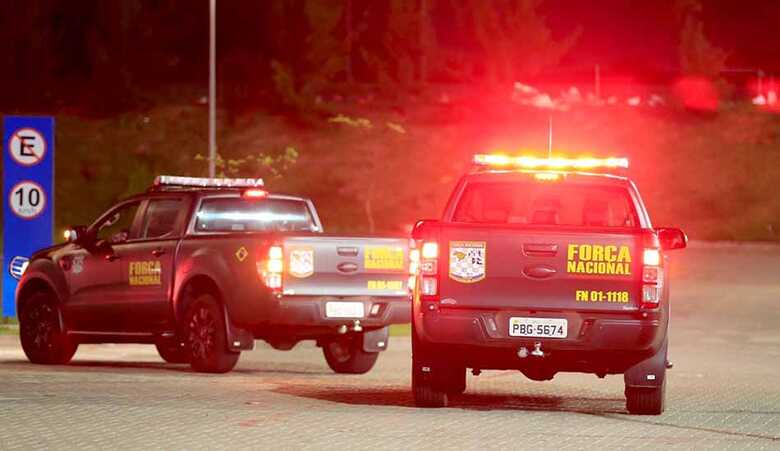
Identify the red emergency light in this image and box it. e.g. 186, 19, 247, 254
473, 154, 629, 170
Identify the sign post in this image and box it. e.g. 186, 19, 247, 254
2, 116, 55, 318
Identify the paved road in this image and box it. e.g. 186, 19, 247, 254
1, 245, 778, 450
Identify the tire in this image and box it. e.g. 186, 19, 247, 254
155, 341, 190, 364
19, 291, 77, 365
626, 379, 666, 415
185, 294, 239, 373
411, 324, 448, 407
323, 335, 379, 374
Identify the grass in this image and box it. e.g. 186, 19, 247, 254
0, 326, 18, 336
390, 323, 411, 337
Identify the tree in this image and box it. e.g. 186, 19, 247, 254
467, 0, 580, 83
676, 0, 727, 78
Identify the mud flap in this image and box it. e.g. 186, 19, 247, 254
624, 338, 667, 389
224, 307, 255, 352
362, 326, 389, 352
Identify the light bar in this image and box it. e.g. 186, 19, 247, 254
473, 154, 629, 170
154, 176, 264, 188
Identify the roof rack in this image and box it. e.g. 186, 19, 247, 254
150, 176, 265, 191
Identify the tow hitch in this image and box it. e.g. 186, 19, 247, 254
518, 342, 545, 359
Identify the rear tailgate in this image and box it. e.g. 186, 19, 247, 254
439, 223, 642, 312
282, 236, 409, 297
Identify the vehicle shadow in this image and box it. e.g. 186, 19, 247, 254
273, 384, 627, 414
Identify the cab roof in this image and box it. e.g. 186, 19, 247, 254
465, 169, 631, 186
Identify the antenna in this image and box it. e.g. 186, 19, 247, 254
547, 116, 553, 158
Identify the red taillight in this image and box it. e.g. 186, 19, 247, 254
259, 245, 283, 290
408, 247, 420, 291
420, 241, 439, 298
643, 249, 660, 266
641, 247, 662, 309
243, 188, 268, 199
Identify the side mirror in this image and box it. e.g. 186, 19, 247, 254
411, 219, 440, 240
657, 227, 688, 251
64, 226, 88, 243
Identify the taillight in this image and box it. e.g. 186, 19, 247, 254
259, 245, 283, 290
243, 188, 268, 199
420, 241, 439, 298
641, 247, 662, 309
408, 247, 420, 291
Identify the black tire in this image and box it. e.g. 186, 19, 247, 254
323, 335, 379, 374
155, 340, 190, 364
185, 294, 239, 373
626, 379, 666, 415
411, 325, 448, 407
19, 291, 77, 365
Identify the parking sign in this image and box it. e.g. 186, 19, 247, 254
3, 116, 55, 317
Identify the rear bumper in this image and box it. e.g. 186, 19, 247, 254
240, 295, 410, 329
417, 307, 665, 372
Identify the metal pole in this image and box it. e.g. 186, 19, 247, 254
208, 0, 216, 177
547, 116, 553, 158
595, 64, 601, 99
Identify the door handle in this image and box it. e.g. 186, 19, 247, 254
152, 248, 166, 257
523, 265, 557, 279
523, 243, 558, 257
105, 253, 120, 262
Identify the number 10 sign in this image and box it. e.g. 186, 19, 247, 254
3, 116, 55, 317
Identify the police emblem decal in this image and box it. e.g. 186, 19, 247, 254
72, 255, 85, 274
449, 241, 486, 283
289, 247, 314, 278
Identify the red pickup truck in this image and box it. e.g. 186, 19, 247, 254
410, 155, 687, 414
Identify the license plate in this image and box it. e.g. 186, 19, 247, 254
509, 317, 567, 338
325, 302, 365, 318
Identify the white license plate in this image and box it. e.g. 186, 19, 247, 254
509, 317, 567, 338
325, 302, 365, 318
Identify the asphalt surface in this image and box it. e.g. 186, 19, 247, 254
1, 244, 779, 450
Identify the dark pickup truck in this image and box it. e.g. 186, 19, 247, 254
16, 176, 410, 374
410, 155, 687, 414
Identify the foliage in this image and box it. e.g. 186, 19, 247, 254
194, 147, 299, 179
676, 0, 728, 78
467, 0, 581, 83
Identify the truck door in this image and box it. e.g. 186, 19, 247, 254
113, 197, 186, 333
63, 200, 142, 332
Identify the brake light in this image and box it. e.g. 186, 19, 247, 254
408, 248, 420, 290
641, 246, 662, 309
421, 242, 438, 259
260, 245, 284, 290
420, 241, 439, 298
243, 188, 268, 199
643, 249, 660, 266
534, 172, 561, 181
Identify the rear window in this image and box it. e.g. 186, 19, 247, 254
195, 197, 317, 232
452, 181, 638, 227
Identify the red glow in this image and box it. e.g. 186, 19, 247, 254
673, 76, 719, 112
242, 189, 268, 199
473, 154, 629, 170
